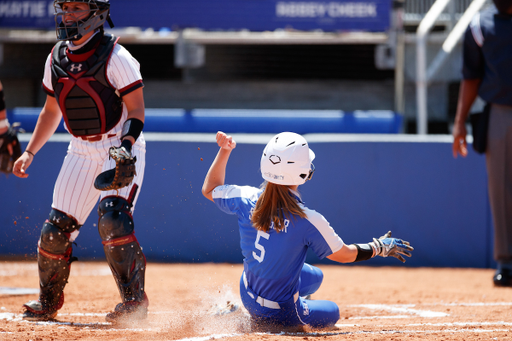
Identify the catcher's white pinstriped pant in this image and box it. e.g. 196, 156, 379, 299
51, 129, 145, 230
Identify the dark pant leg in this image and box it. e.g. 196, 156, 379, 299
486, 104, 512, 262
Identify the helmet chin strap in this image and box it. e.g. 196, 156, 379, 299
107, 15, 114, 28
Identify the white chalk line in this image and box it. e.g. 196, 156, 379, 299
1, 327, 509, 341
335, 321, 512, 328
171, 334, 243, 341
0, 313, 110, 326
349, 304, 449, 318
347, 302, 512, 319
0, 263, 112, 277
406, 321, 512, 327
3, 302, 512, 339
171, 326, 512, 341
348, 315, 418, 320
0, 287, 39, 295
427, 302, 512, 307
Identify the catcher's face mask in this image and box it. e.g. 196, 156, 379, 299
54, 0, 113, 41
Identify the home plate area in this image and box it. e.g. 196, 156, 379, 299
1, 262, 511, 341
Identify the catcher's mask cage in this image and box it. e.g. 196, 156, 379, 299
260, 132, 315, 186
54, 0, 114, 41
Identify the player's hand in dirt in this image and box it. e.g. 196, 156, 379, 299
372, 231, 414, 263
216, 131, 236, 151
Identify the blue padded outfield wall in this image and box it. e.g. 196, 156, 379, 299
9, 108, 403, 135
0, 112, 492, 268
0, 0, 392, 32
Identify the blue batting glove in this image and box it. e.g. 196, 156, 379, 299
372, 231, 414, 263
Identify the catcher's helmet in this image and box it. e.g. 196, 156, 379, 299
260, 132, 315, 186
54, 0, 114, 41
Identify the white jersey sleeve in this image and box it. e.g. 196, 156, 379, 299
212, 184, 261, 215
41, 42, 143, 96
303, 207, 344, 257
42, 53, 54, 94
107, 44, 143, 96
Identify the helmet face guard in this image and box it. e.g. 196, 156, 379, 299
302, 162, 315, 182
54, 0, 113, 41
260, 132, 316, 186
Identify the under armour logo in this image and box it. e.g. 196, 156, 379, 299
269, 155, 281, 165
69, 63, 82, 73
53, 217, 61, 223
105, 202, 114, 207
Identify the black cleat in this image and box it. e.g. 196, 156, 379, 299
106, 293, 149, 324
493, 268, 512, 287
22, 294, 64, 321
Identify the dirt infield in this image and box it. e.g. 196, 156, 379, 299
1, 261, 511, 341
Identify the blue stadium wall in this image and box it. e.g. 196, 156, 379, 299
0, 131, 492, 269
0, 0, 392, 32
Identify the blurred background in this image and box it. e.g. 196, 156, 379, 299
0, 0, 493, 134
0, 0, 494, 268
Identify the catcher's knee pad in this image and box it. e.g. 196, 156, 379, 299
98, 196, 134, 241
39, 209, 81, 254
37, 209, 81, 311
98, 196, 146, 302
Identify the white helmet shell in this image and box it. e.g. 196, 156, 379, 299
260, 132, 315, 186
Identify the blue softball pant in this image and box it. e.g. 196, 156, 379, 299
239, 263, 340, 329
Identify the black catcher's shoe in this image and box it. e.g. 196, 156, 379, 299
494, 268, 512, 287
106, 293, 149, 324
22, 293, 64, 321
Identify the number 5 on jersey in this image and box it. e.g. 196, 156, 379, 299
253, 230, 270, 263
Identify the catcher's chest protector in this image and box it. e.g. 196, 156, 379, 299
51, 34, 123, 137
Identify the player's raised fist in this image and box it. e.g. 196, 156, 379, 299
216, 131, 236, 151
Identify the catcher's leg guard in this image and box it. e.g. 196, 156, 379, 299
23, 209, 81, 320
98, 196, 147, 305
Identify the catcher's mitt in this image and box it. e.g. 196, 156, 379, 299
0, 122, 23, 175
94, 145, 137, 191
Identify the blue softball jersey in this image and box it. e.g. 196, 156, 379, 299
212, 184, 344, 303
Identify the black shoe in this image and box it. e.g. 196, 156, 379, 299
22, 293, 64, 321
106, 293, 149, 324
493, 268, 512, 287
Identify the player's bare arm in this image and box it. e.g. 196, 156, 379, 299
452, 78, 481, 158
327, 244, 359, 263
328, 231, 414, 264
13, 95, 62, 178
202, 131, 236, 202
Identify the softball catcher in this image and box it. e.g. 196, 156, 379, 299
202, 132, 413, 329
13, 0, 148, 323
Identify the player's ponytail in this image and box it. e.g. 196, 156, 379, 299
251, 182, 306, 233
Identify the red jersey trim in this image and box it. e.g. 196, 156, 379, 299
119, 80, 144, 97
43, 83, 55, 97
